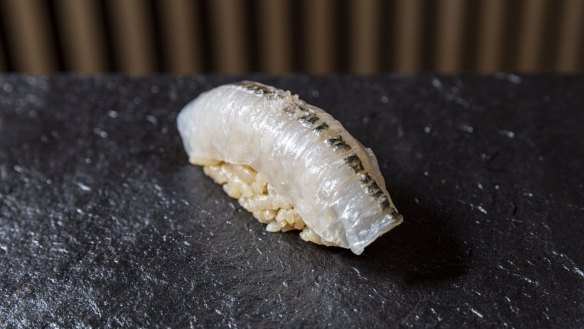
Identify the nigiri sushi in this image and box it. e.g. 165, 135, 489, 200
177, 81, 402, 255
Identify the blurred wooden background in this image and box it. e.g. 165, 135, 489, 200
0, 0, 582, 74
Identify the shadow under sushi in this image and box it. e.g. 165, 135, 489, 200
347, 190, 467, 285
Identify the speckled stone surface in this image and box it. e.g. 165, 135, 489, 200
1, 75, 583, 328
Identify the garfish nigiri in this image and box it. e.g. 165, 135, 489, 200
177, 81, 403, 255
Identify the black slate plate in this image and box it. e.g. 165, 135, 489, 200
1, 75, 583, 328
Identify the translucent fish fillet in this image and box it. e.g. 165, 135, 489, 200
177, 81, 403, 255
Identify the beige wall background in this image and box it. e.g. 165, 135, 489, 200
0, 0, 582, 74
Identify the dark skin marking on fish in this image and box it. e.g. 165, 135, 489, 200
388, 209, 399, 218
326, 135, 351, 151
380, 198, 391, 211
314, 122, 329, 133
236, 81, 270, 90
307, 115, 319, 124
336, 143, 351, 152
372, 190, 384, 199
344, 154, 364, 173
236, 81, 276, 96
253, 87, 271, 96
359, 173, 373, 186
364, 181, 381, 196
326, 135, 343, 145
299, 113, 319, 127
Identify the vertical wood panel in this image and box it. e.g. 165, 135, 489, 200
55, 0, 107, 73
557, 0, 584, 71
0, 28, 5, 71
303, 0, 336, 73
257, 0, 291, 73
159, 0, 202, 73
2, 0, 56, 73
394, 0, 423, 72
516, 0, 547, 72
477, 0, 505, 72
349, 0, 379, 73
108, 0, 156, 73
436, 0, 465, 72
209, 0, 248, 73
0, 0, 581, 74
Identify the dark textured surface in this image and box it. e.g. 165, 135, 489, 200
1, 74, 583, 328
